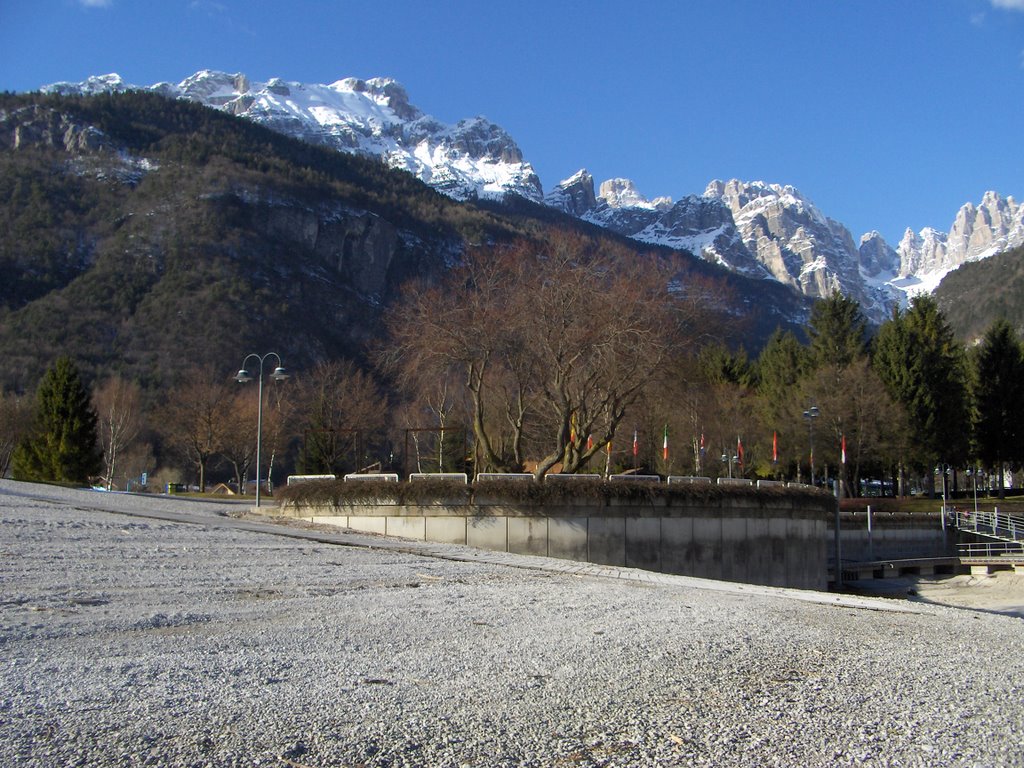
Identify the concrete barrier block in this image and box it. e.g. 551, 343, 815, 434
609, 474, 661, 483
410, 473, 468, 483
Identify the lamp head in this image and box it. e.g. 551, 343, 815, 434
235, 369, 252, 383
271, 366, 289, 381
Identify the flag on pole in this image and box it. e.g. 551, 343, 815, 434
772, 431, 778, 464
633, 429, 639, 457
737, 436, 744, 469
663, 424, 669, 461
587, 434, 593, 452
841, 433, 847, 464
699, 431, 706, 456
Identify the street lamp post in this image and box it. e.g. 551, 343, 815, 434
721, 452, 736, 479
235, 353, 288, 507
803, 405, 819, 485
967, 466, 979, 516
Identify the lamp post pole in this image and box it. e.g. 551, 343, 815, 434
803, 405, 819, 485
236, 353, 288, 507
721, 452, 735, 479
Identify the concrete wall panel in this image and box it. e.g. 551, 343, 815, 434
589, 517, 626, 566
508, 517, 548, 556
425, 516, 467, 545
311, 515, 349, 528
548, 518, 588, 561
625, 517, 661, 571
692, 517, 723, 581
346, 516, 387, 535
661, 517, 695, 576
721, 517, 748, 583
467, 516, 508, 551
386, 516, 426, 540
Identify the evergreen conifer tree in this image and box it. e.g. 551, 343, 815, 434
12, 357, 102, 484
972, 318, 1024, 497
873, 296, 970, 483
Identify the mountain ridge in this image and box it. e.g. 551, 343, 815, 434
35, 70, 1024, 322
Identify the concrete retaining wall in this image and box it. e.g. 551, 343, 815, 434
288, 496, 833, 590
833, 511, 953, 562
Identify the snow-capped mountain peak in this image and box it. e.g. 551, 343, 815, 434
598, 178, 673, 211
44, 73, 130, 96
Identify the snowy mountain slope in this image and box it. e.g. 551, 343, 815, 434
44, 71, 543, 203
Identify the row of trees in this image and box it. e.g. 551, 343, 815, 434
1, 357, 388, 493
3, 232, 1023, 497
693, 292, 1023, 498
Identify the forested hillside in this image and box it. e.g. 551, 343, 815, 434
0, 91, 530, 393
934, 245, 1024, 342
0, 90, 808, 396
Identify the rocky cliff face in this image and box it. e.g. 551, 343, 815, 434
1, 104, 110, 153
546, 172, 762, 276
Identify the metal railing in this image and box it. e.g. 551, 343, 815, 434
957, 540, 1024, 559
946, 507, 1024, 544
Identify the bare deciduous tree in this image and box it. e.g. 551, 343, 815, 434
92, 376, 142, 490
384, 231, 723, 477
158, 366, 230, 492
294, 360, 388, 475
0, 390, 32, 478
220, 389, 260, 494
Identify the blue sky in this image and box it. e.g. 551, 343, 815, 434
1, 0, 1022, 245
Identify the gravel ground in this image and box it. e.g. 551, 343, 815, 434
1, 480, 1022, 768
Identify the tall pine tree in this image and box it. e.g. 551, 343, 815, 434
12, 357, 102, 484
972, 318, 1024, 497
873, 296, 970, 490
808, 291, 868, 372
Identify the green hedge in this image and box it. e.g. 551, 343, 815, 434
279, 477, 831, 508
